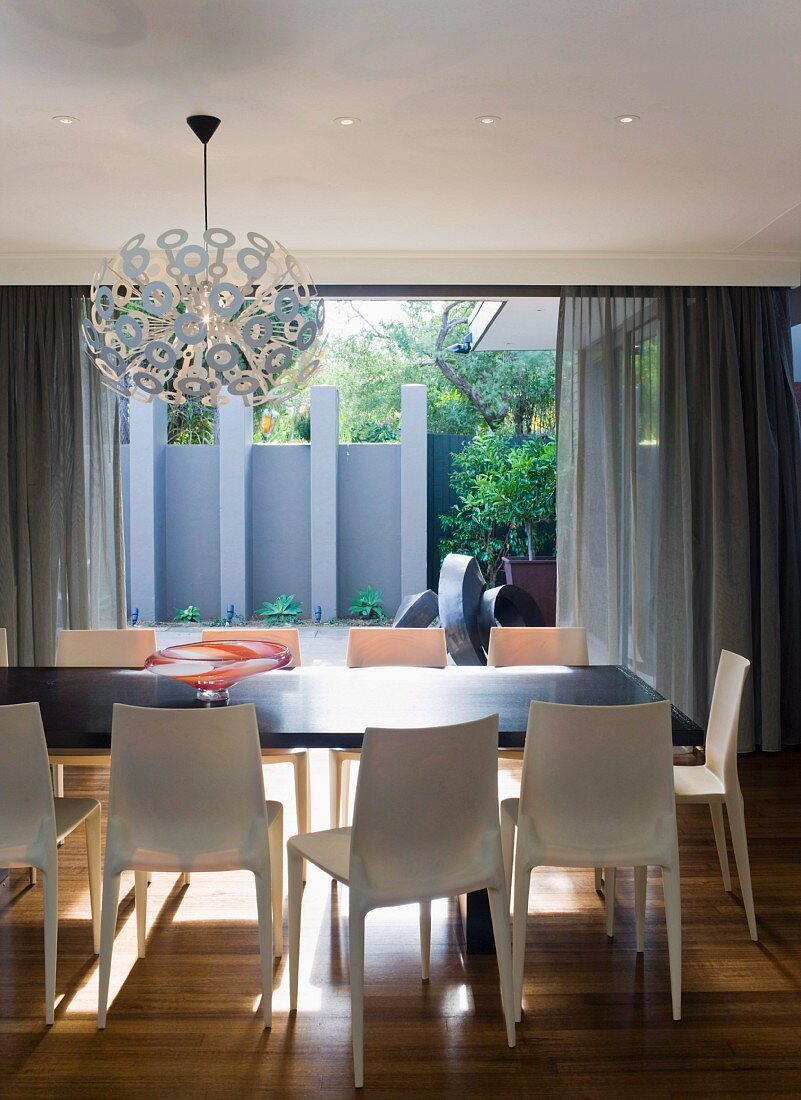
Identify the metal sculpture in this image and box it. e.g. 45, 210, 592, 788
393, 590, 439, 629
437, 554, 488, 665
477, 584, 544, 653
433, 553, 547, 665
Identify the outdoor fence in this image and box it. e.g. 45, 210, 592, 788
121, 385, 432, 622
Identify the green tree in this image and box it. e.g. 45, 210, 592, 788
440, 433, 557, 582
249, 300, 557, 443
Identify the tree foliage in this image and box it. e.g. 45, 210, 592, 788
267, 300, 556, 442
440, 433, 557, 583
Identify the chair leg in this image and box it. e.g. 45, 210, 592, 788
594, 867, 603, 893
97, 872, 122, 1028
419, 900, 431, 981
134, 872, 148, 959
500, 804, 516, 904
341, 759, 351, 827
726, 792, 758, 941
288, 846, 303, 1012
41, 862, 58, 1025
293, 751, 310, 881
51, 764, 64, 797
512, 863, 531, 1022
254, 869, 273, 1029
661, 862, 682, 1021
487, 884, 516, 1047
604, 867, 617, 937
349, 903, 367, 1089
634, 866, 647, 953
268, 806, 284, 957
329, 751, 342, 830
29, 867, 37, 886
85, 808, 102, 954
709, 802, 731, 892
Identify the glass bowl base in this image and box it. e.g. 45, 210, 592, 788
197, 687, 230, 704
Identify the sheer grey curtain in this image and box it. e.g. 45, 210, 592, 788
556, 286, 801, 751
0, 285, 126, 664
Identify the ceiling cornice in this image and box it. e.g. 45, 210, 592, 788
0, 249, 798, 287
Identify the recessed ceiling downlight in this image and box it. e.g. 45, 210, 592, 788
615, 114, 640, 124
53, 115, 79, 125
334, 116, 360, 126
476, 115, 500, 125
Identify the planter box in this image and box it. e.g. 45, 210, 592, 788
502, 557, 557, 626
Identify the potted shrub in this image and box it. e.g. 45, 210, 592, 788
482, 437, 558, 625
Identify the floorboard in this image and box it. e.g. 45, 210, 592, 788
1, 750, 800, 1098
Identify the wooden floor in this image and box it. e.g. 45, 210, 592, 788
1, 750, 800, 1099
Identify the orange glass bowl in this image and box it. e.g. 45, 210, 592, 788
145, 639, 291, 703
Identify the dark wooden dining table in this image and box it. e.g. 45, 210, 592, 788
0, 663, 702, 952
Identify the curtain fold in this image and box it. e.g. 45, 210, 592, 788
0, 286, 125, 665
556, 286, 801, 750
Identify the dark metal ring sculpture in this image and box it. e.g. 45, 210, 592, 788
478, 584, 544, 653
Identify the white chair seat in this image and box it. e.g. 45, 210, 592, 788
289, 826, 352, 884
54, 796, 101, 843
673, 763, 725, 802
110, 800, 283, 873
501, 797, 675, 868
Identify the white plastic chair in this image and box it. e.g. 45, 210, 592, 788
603, 652, 757, 943
0, 702, 101, 1024
52, 628, 158, 797
202, 628, 309, 863
487, 627, 589, 769
676, 651, 756, 938
487, 626, 589, 667
330, 627, 448, 828
0, 627, 8, 666
501, 700, 681, 1021
289, 714, 515, 1088
55, 628, 158, 668
97, 703, 283, 1029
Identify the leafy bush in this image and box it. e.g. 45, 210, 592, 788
349, 586, 385, 620
439, 433, 556, 584
256, 594, 303, 622
174, 604, 201, 623
476, 436, 556, 560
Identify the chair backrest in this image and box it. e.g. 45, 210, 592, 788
0, 628, 7, 667
201, 627, 302, 668
703, 650, 751, 790
0, 703, 56, 852
518, 701, 675, 857
107, 704, 268, 865
487, 627, 589, 667
349, 715, 500, 903
55, 629, 158, 668
346, 627, 447, 669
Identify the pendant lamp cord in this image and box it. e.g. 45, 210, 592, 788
203, 141, 209, 232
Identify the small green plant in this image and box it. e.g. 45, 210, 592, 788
256, 594, 304, 622
168, 399, 216, 445
174, 604, 201, 623
349, 586, 385, 620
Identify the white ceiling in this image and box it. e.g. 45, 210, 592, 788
2, 0, 801, 283
471, 298, 560, 351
